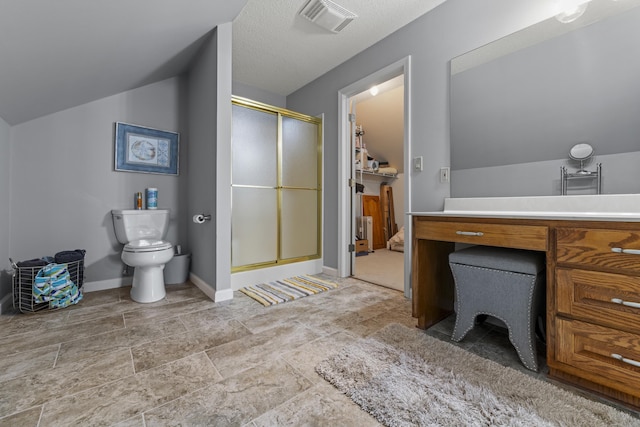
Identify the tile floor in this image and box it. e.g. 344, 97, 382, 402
0, 276, 637, 426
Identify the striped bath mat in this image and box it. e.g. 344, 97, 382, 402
240, 275, 338, 306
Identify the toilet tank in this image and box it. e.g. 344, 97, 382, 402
111, 209, 170, 244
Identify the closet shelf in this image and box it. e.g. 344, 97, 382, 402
358, 169, 398, 179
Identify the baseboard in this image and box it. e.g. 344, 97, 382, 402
322, 266, 338, 277
83, 277, 133, 293
189, 272, 216, 301
0, 293, 13, 314
214, 288, 234, 302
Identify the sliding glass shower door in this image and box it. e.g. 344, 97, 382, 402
231, 97, 322, 272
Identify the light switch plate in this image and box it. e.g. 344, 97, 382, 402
414, 156, 423, 171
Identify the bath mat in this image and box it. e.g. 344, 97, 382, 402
240, 275, 338, 306
316, 323, 640, 427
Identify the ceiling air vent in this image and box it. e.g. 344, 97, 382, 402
298, 0, 358, 33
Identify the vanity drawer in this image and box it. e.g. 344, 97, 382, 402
556, 227, 640, 274
556, 267, 640, 334
555, 317, 640, 399
413, 220, 547, 251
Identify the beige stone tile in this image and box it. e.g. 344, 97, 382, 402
0, 344, 58, 383
253, 381, 382, 427
0, 349, 134, 416
131, 319, 251, 372
66, 298, 167, 324
0, 406, 42, 427
164, 283, 210, 302
69, 287, 121, 308
206, 323, 321, 378
144, 358, 313, 427
0, 314, 125, 357
57, 318, 186, 365
282, 331, 356, 384
343, 307, 417, 338
112, 414, 145, 427
177, 305, 233, 330
0, 309, 69, 339
123, 298, 217, 327
39, 352, 222, 427
234, 301, 324, 334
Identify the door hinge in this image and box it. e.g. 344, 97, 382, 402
348, 244, 355, 252
348, 178, 355, 187
348, 113, 356, 123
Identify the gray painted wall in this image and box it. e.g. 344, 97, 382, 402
233, 82, 286, 108
187, 31, 219, 289
9, 77, 188, 285
0, 116, 11, 307
287, 0, 556, 269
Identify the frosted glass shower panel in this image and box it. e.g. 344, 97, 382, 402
232, 187, 278, 267
232, 104, 278, 187
282, 117, 319, 188
280, 189, 319, 259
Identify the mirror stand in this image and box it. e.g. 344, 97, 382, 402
561, 163, 602, 195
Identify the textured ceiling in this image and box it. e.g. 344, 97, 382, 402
233, 0, 446, 96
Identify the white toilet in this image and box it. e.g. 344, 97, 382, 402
111, 209, 174, 303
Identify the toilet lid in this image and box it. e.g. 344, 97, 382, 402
124, 239, 172, 253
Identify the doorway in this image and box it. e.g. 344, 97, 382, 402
351, 75, 405, 292
337, 57, 412, 297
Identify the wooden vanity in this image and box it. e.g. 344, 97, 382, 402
412, 212, 640, 409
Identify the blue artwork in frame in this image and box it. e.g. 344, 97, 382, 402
114, 122, 179, 175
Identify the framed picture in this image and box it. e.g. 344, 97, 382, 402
114, 122, 179, 175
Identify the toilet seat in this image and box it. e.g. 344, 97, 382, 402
124, 239, 172, 253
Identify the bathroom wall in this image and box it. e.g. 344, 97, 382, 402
186, 25, 234, 300
287, 0, 559, 270
0, 116, 11, 311
9, 77, 188, 287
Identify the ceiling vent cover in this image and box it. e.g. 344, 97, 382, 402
299, 0, 358, 33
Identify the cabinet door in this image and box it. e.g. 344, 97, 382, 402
556, 318, 640, 399
556, 227, 640, 274
557, 267, 640, 334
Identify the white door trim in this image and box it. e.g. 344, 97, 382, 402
336, 56, 413, 297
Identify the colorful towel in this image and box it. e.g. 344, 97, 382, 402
34, 263, 83, 309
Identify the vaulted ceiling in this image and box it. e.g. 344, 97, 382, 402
0, 0, 445, 125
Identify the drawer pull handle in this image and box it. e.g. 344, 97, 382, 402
456, 231, 484, 237
611, 247, 640, 255
611, 298, 640, 309
611, 353, 640, 368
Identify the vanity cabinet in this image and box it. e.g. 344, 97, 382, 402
553, 226, 640, 405
412, 215, 640, 410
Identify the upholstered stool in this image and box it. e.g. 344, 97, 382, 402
449, 245, 546, 371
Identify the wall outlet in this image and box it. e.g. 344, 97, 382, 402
413, 156, 423, 171
439, 167, 450, 183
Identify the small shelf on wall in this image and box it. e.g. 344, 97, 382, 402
357, 169, 397, 179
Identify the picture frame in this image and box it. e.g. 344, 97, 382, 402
114, 122, 179, 175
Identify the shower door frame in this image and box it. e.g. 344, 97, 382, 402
231, 96, 323, 273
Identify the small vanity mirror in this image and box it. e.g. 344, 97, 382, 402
569, 143, 594, 174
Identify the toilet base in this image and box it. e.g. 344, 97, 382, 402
130, 265, 167, 303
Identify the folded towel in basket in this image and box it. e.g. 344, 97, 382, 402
54, 249, 86, 263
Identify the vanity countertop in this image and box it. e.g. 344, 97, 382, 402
409, 194, 640, 222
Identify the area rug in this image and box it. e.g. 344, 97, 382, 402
316, 323, 640, 427
239, 275, 338, 306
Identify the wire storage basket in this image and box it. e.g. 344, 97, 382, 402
11, 253, 85, 313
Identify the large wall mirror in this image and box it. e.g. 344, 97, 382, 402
450, 0, 640, 198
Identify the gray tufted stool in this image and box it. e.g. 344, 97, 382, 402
449, 245, 546, 371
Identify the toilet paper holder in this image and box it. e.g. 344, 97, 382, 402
193, 214, 212, 224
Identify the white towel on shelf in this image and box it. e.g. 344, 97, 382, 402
377, 167, 397, 174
